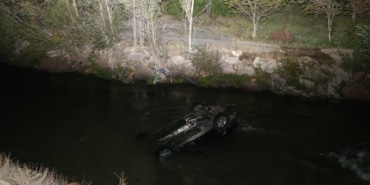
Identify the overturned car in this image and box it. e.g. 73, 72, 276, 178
144, 104, 239, 159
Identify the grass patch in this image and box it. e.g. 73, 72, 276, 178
198, 5, 369, 49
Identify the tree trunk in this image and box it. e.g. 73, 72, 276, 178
252, 11, 257, 38
328, 16, 332, 42
133, 0, 137, 47
188, 0, 194, 52
351, 3, 356, 22
252, 18, 257, 38
206, 0, 212, 18
352, 12, 356, 22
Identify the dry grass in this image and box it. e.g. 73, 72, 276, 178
0, 154, 128, 185
0, 154, 69, 185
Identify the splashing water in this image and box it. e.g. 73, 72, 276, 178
330, 145, 370, 182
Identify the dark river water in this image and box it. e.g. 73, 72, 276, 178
1, 63, 370, 185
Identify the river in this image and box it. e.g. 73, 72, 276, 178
0, 63, 369, 185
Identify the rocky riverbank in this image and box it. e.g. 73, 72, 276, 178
28, 40, 368, 102
4, 19, 369, 102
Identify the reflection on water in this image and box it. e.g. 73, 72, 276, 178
0, 63, 370, 185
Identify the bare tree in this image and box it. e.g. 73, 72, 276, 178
180, 0, 212, 52
300, 0, 342, 42
180, 0, 195, 53
225, 0, 284, 38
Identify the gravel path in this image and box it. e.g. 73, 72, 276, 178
121, 20, 278, 54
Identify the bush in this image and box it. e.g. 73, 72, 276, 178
275, 57, 303, 87
356, 25, 370, 49
271, 29, 295, 42
190, 44, 223, 76
341, 25, 370, 76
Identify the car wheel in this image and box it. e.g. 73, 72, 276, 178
213, 113, 230, 133
157, 147, 172, 159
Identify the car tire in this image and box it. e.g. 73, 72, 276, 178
213, 113, 230, 133
157, 147, 173, 159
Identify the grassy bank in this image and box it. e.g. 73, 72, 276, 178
197, 5, 369, 49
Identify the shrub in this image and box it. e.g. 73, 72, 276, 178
275, 57, 303, 87
271, 29, 295, 42
190, 44, 223, 76
341, 25, 370, 76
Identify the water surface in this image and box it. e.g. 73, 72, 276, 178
0, 64, 369, 185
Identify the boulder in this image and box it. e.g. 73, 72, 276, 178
260, 60, 277, 74
299, 78, 315, 89
128, 52, 146, 64
253, 56, 264, 68
237, 66, 255, 76
221, 63, 236, 74
223, 56, 240, 65
133, 66, 155, 81
171, 55, 187, 66
321, 48, 354, 63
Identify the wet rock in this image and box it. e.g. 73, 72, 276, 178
133, 66, 155, 81
299, 78, 315, 89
